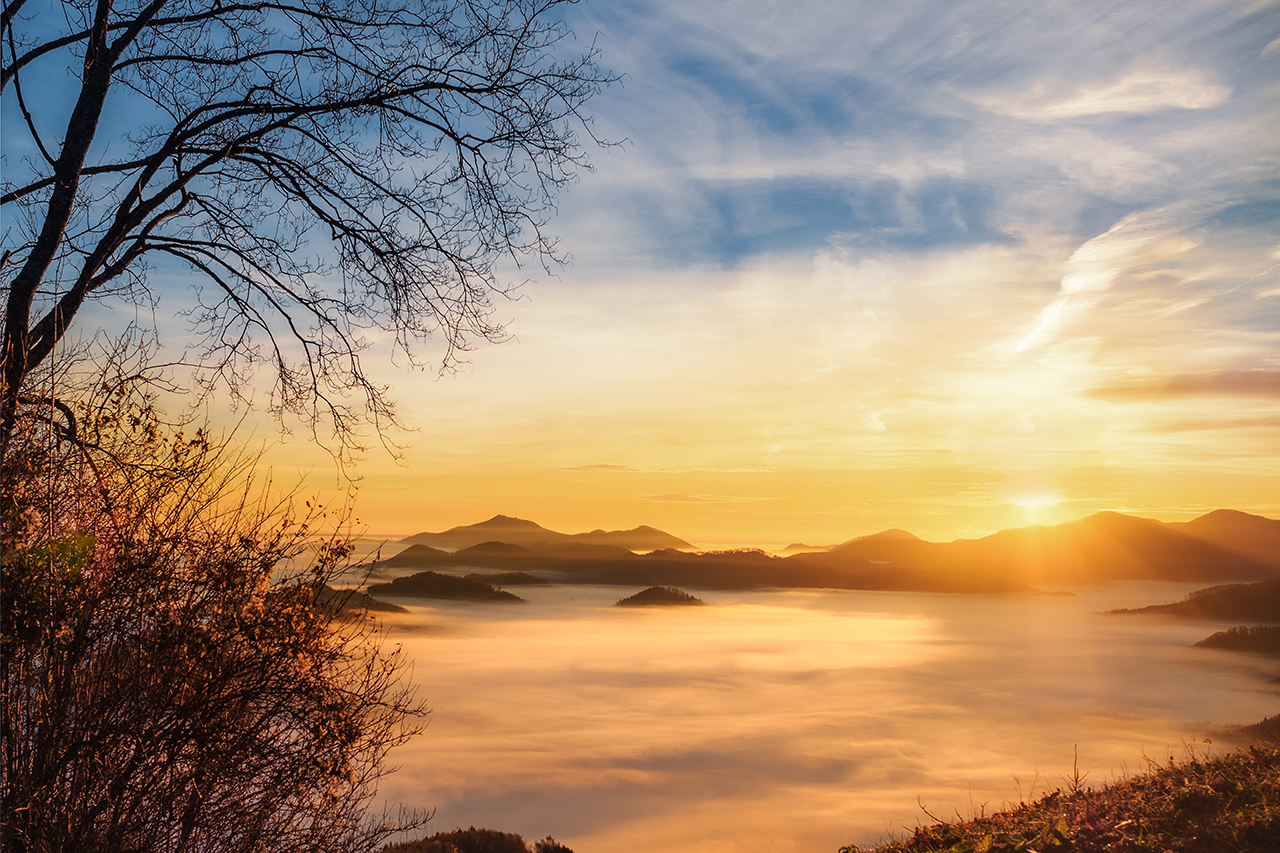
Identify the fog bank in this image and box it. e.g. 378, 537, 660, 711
376, 583, 1278, 852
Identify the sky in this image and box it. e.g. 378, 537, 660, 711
289, 0, 1279, 547
25, 0, 1280, 547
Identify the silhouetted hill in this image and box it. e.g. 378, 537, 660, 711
1168, 510, 1280, 569
368, 571, 525, 602
381, 828, 573, 853
812, 511, 1276, 585
1109, 579, 1280, 621
1194, 626, 1280, 657
457, 541, 538, 557
573, 524, 695, 550
615, 586, 705, 606
378, 543, 452, 567
376, 509, 1276, 595
778, 542, 826, 554
399, 514, 694, 551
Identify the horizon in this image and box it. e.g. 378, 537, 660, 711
350, 504, 1280, 553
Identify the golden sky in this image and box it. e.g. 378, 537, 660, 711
248, 1, 1280, 547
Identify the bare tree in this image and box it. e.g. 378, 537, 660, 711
1, 372, 428, 853
0, 0, 610, 450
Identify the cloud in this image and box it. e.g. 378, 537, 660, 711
1087, 370, 1280, 400
565, 464, 636, 472
977, 68, 1231, 120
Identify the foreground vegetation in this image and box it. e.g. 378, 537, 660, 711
843, 742, 1280, 852
1, 379, 428, 853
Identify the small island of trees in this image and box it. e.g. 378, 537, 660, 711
615, 586, 706, 607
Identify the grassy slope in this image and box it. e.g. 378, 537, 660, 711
845, 742, 1280, 852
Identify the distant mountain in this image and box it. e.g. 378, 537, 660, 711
400, 514, 695, 551
778, 543, 826, 554
371, 539, 1039, 594
379, 543, 452, 567
574, 524, 696, 550
1167, 510, 1280, 569
802, 512, 1276, 585
375, 509, 1277, 596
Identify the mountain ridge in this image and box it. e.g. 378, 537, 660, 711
400, 515, 696, 552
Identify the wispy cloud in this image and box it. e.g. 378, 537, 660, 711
1088, 370, 1280, 400
974, 67, 1231, 120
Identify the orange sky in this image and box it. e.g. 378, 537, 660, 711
269, 227, 1280, 548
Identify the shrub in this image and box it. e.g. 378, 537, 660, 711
1, 386, 426, 853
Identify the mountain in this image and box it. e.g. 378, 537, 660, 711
372, 540, 1039, 594
573, 525, 695, 550
399, 515, 695, 551
377, 509, 1277, 595
778, 542, 827, 554
803, 512, 1276, 585
378, 543, 452, 567
1167, 509, 1280, 569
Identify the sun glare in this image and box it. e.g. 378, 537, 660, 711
1009, 493, 1061, 508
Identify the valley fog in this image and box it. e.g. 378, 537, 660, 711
374, 583, 1278, 853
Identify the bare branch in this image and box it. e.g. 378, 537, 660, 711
1, 0, 614, 455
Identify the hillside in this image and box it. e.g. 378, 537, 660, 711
1167, 509, 1280, 569
1108, 578, 1280, 621
615, 586, 706, 606
1194, 626, 1280, 656
810, 511, 1276, 585
368, 571, 525, 602
847, 742, 1280, 853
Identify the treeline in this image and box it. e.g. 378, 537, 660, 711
381, 827, 573, 853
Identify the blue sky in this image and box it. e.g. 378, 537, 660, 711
555, 0, 1277, 268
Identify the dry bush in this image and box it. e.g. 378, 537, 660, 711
1, 383, 427, 853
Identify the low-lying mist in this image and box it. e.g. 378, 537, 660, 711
374, 583, 1279, 853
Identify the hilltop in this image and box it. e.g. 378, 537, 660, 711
802, 511, 1278, 586
615, 586, 706, 607
399, 515, 696, 552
